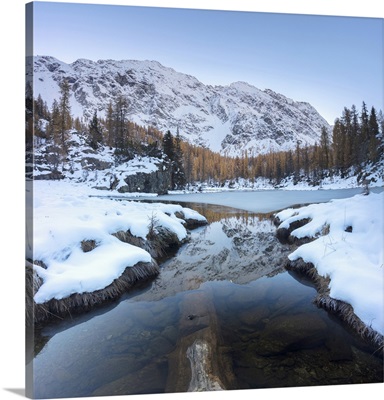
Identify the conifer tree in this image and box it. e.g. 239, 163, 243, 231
162, 130, 175, 160
25, 81, 34, 152
162, 130, 187, 189
368, 106, 379, 163
35, 94, 49, 120
359, 102, 369, 164
319, 126, 331, 172
105, 101, 114, 147
378, 110, 384, 136
49, 99, 61, 144
274, 153, 283, 183
173, 129, 186, 188
162, 130, 175, 187
58, 79, 72, 152
341, 107, 353, 168
285, 150, 294, 178
73, 117, 84, 132
302, 144, 310, 177
332, 118, 345, 175
183, 141, 193, 187
44, 99, 62, 171
311, 143, 321, 183
350, 105, 360, 167
113, 95, 130, 156
88, 110, 103, 150
33, 94, 50, 139
294, 141, 301, 183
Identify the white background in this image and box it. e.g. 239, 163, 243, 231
0, 1, 383, 400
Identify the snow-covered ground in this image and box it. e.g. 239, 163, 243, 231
30, 181, 206, 304
179, 165, 383, 193
275, 192, 384, 336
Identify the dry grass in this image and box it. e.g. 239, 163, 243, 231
113, 226, 182, 260
30, 261, 159, 325
315, 294, 383, 350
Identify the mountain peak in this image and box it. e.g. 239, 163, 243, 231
229, 81, 259, 92
31, 55, 330, 156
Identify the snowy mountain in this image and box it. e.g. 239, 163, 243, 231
29, 55, 331, 156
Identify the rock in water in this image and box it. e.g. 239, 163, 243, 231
166, 289, 235, 392
187, 339, 224, 391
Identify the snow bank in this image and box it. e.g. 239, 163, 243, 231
275, 192, 384, 335
32, 181, 206, 303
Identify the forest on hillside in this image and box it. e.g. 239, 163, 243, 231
26, 80, 384, 189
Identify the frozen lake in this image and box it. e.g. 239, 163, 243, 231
147, 187, 383, 213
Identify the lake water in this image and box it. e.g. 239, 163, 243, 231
151, 187, 383, 213
30, 191, 383, 398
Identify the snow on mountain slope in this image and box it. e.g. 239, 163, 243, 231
29, 55, 331, 156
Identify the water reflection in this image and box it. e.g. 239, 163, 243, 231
32, 206, 383, 398
212, 275, 382, 388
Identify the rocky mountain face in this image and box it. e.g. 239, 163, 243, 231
30, 55, 331, 156
30, 131, 173, 194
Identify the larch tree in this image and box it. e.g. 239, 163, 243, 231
49, 99, 61, 144
105, 101, 114, 147
294, 141, 301, 183
319, 126, 331, 173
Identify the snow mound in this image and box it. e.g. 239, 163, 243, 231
275, 192, 384, 335
32, 181, 207, 303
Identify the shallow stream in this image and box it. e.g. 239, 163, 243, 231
31, 199, 383, 398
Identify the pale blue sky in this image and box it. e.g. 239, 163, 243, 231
32, 1, 383, 124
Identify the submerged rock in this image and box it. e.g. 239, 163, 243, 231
92, 358, 168, 396
166, 289, 235, 392
187, 339, 224, 391
256, 313, 327, 356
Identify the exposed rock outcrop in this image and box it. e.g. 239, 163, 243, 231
117, 169, 172, 195
33, 131, 173, 194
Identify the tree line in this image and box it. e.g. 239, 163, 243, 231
28, 79, 384, 188
179, 103, 383, 186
